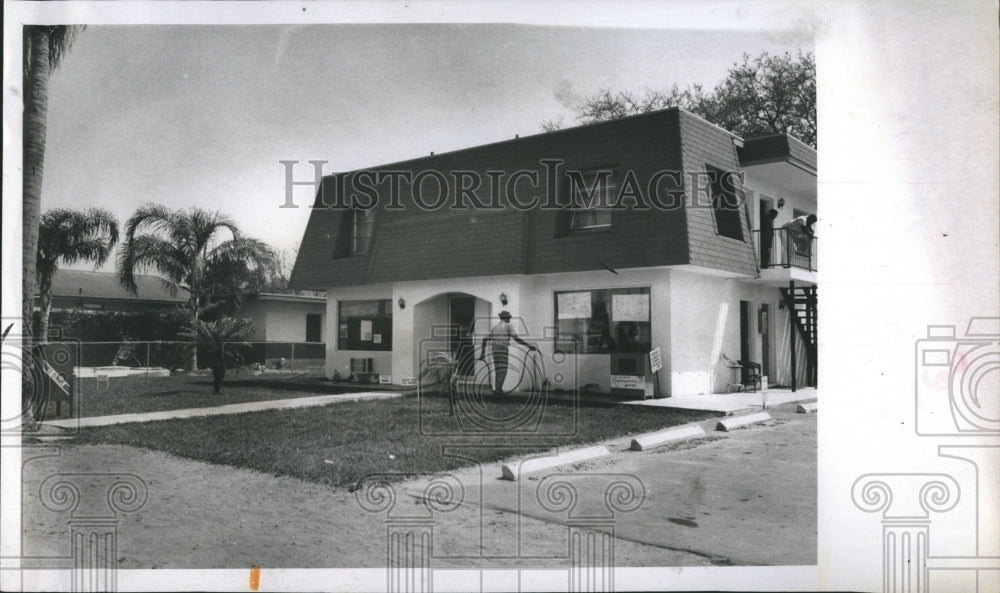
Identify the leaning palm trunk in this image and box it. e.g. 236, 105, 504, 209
22, 26, 84, 427
38, 291, 52, 344
22, 28, 54, 427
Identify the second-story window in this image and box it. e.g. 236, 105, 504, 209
569, 170, 615, 230
351, 209, 375, 255
708, 165, 744, 241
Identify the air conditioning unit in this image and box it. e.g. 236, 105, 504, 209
350, 357, 374, 382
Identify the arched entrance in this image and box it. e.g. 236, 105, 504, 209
411, 292, 492, 379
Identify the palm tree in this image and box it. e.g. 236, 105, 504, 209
36, 208, 119, 341
23, 26, 85, 339
117, 204, 276, 369
181, 317, 255, 393
22, 25, 84, 429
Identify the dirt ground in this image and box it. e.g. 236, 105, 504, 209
19, 405, 815, 570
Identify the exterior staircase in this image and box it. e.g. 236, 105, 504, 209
779, 283, 817, 389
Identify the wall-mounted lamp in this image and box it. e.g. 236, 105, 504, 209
777, 198, 786, 209
398, 298, 406, 310
499, 292, 508, 306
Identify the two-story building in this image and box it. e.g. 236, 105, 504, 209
289, 108, 816, 396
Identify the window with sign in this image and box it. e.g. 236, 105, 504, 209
338, 299, 392, 351
553, 287, 651, 354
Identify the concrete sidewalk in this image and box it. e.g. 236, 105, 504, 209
44, 391, 402, 429
623, 387, 817, 414
41, 384, 816, 430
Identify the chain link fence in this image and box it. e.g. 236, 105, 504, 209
54, 340, 326, 377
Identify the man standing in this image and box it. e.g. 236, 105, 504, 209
761, 208, 779, 267
479, 311, 536, 395
783, 213, 817, 258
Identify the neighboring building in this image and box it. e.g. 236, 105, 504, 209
239, 293, 327, 368
289, 108, 816, 396
240, 293, 327, 343
45, 269, 187, 313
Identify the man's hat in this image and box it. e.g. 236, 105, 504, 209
499, 310, 511, 320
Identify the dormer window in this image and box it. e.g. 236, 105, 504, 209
568, 170, 616, 230
333, 209, 375, 259
351, 209, 374, 255
708, 165, 744, 241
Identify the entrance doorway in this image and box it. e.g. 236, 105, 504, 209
449, 295, 476, 377
739, 300, 751, 384
759, 196, 775, 267
760, 303, 770, 380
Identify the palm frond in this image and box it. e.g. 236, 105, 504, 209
117, 235, 187, 295
36, 206, 119, 288
208, 236, 277, 270
24, 25, 85, 76
191, 208, 240, 251
46, 26, 85, 71
124, 203, 174, 243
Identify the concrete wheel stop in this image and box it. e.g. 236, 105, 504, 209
500, 445, 610, 480
796, 402, 818, 414
630, 425, 707, 451
715, 411, 772, 432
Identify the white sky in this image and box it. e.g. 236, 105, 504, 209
41, 23, 811, 268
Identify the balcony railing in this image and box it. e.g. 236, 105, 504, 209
752, 227, 818, 272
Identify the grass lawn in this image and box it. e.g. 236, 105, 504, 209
74, 392, 717, 489
70, 374, 370, 418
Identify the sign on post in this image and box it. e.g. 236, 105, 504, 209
648, 347, 662, 373
38, 342, 76, 417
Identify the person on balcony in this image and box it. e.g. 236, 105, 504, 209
479, 311, 536, 395
761, 209, 779, 267
783, 213, 817, 259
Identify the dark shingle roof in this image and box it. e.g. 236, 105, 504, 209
48, 270, 187, 303
738, 134, 817, 174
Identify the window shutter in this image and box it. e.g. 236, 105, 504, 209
553, 176, 572, 237
333, 211, 353, 258
554, 208, 572, 237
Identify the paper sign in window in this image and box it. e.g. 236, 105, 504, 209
612, 294, 649, 322
360, 319, 373, 341
557, 291, 592, 319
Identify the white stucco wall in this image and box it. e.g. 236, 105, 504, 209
742, 173, 817, 229
667, 270, 811, 395
265, 300, 325, 343
239, 299, 325, 343
668, 270, 741, 395
239, 302, 269, 341
325, 267, 809, 394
